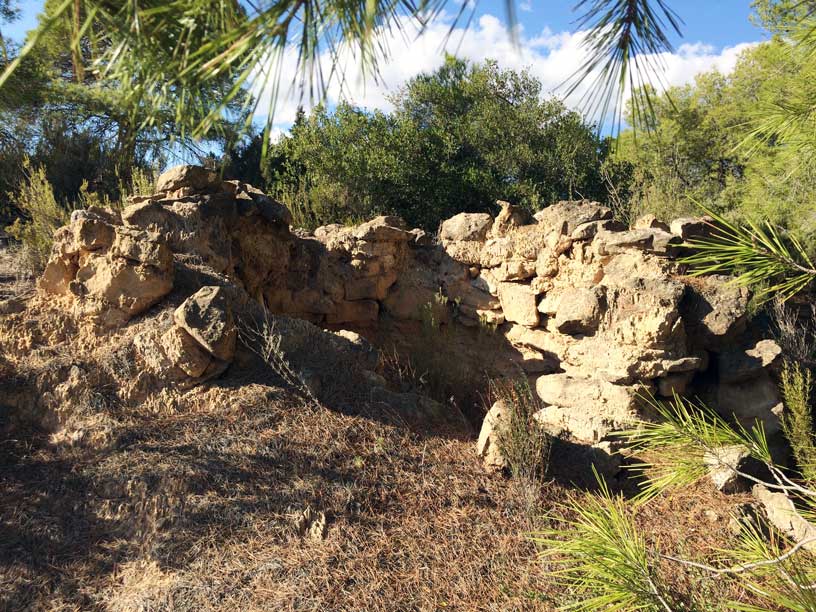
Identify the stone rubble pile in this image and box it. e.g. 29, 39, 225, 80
35, 165, 785, 475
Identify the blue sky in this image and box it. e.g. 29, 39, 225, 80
3, 0, 765, 133
473, 0, 762, 49
3, 0, 766, 49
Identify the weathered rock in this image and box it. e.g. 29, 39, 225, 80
657, 372, 694, 397
491, 259, 537, 282
476, 400, 509, 470
593, 229, 655, 255
534, 200, 612, 235
718, 339, 782, 384
409, 228, 433, 247
497, 282, 539, 327
570, 218, 627, 242
538, 287, 605, 335
681, 276, 750, 351
24, 181, 791, 483
704, 445, 751, 493
491, 200, 533, 237
111, 226, 173, 269
156, 165, 220, 193
73, 217, 115, 251
439, 213, 493, 243
535, 248, 559, 278
535, 374, 640, 442
633, 214, 670, 232
174, 286, 237, 362
40, 222, 175, 325
602, 275, 685, 348
251, 196, 293, 227
752, 484, 816, 553
353, 216, 411, 242
332, 329, 378, 371
670, 216, 714, 241
161, 325, 213, 378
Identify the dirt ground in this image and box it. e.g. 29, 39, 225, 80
0, 246, 769, 612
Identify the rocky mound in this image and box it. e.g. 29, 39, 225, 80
1, 166, 784, 480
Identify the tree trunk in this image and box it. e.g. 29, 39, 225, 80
71, 0, 85, 83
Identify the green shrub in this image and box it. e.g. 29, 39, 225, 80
492, 378, 551, 486
781, 361, 816, 483
5, 158, 69, 272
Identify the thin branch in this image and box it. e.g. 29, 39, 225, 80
661, 536, 816, 576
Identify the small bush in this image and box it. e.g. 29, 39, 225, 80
240, 312, 320, 406
772, 299, 816, 366
492, 378, 551, 486
5, 158, 69, 272
781, 361, 816, 483
127, 167, 156, 200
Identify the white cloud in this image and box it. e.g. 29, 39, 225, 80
253, 14, 758, 132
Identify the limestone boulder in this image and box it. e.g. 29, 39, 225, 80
439, 213, 493, 243
122, 196, 236, 273
534, 200, 612, 235
353, 216, 411, 242
41, 222, 174, 325
535, 249, 559, 278
704, 445, 751, 493
602, 275, 686, 349
491, 200, 533, 237
382, 267, 440, 321
156, 165, 220, 194
594, 228, 680, 256
538, 287, 605, 336
161, 325, 214, 378
633, 214, 670, 232
680, 276, 750, 351
535, 374, 641, 442
670, 216, 714, 241
111, 226, 173, 269
174, 286, 237, 362
72, 217, 116, 251
491, 259, 537, 282
656, 371, 695, 397
476, 400, 509, 470
570, 218, 627, 242
497, 282, 539, 327
441, 240, 484, 266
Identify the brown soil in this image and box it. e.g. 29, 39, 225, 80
0, 249, 771, 612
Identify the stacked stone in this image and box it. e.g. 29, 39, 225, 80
37, 165, 784, 473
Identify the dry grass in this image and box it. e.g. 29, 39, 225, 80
0, 252, 778, 612
0, 376, 555, 611
0, 244, 35, 302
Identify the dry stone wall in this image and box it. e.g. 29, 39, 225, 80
35, 165, 784, 472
